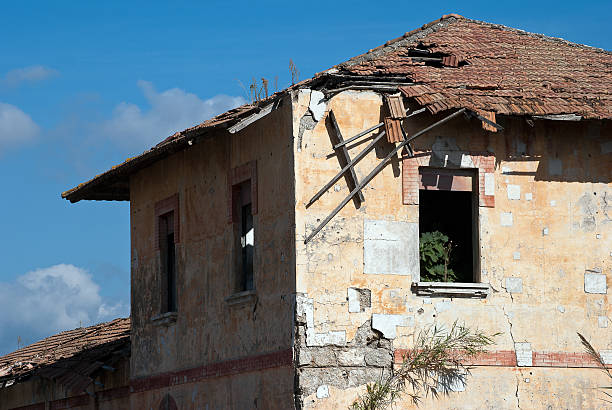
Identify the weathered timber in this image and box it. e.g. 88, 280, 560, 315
304, 108, 466, 243
467, 110, 504, 131
333, 107, 426, 149
328, 110, 365, 205
306, 130, 386, 208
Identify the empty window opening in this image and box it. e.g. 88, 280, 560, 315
418, 168, 478, 283
234, 180, 254, 292
159, 211, 177, 312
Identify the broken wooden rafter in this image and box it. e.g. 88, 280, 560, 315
533, 114, 582, 121
304, 108, 466, 244
466, 110, 504, 132
306, 127, 385, 208
333, 107, 426, 150
328, 110, 365, 206
228, 99, 280, 134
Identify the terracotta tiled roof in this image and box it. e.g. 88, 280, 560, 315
340, 15, 612, 119
61, 14, 612, 202
0, 318, 130, 392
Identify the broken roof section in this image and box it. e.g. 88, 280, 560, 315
0, 318, 130, 392
62, 14, 612, 203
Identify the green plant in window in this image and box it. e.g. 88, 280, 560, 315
419, 231, 457, 282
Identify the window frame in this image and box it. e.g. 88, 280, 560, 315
154, 194, 180, 314
227, 162, 258, 297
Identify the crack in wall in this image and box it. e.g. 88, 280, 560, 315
514, 369, 523, 409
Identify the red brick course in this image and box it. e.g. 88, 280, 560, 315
394, 349, 610, 368
130, 348, 293, 394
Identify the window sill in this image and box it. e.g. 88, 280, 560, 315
411, 282, 490, 299
225, 290, 257, 307
151, 311, 178, 326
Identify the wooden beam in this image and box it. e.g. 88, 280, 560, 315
228, 101, 278, 133
304, 108, 466, 244
467, 110, 504, 131
333, 107, 426, 150
328, 110, 365, 205
306, 130, 386, 208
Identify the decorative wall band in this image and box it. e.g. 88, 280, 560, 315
9, 385, 130, 410
130, 348, 293, 393
394, 349, 611, 369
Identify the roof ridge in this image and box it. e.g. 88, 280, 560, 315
461, 17, 612, 55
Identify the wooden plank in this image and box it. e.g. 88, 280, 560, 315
228, 102, 277, 134
328, 110, 365, 205
306, 130, 386, 208
304, 108, 466, 244
468, 110, 504, 131
333, 107, 426, 150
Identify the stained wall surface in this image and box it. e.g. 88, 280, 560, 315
292, 89, 612, 408
128, 95, 296, 408
1, 358, 130, 410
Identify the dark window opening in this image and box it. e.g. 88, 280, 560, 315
234, 180, 254, 292
418, 168, 478, 283
159, 211, 177, 312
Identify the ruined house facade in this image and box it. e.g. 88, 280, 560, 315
2, 14, 611, 409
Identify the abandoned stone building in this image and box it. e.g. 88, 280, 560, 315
1, 13, 611, 409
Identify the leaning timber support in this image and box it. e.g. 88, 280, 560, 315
306, 107, 427, 209
328, 110, 365, 206
304, 108, 466, 244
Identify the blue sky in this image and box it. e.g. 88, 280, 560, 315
0, 1, 610, 354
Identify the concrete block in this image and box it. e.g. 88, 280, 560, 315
505, 277, 523, 293
585, 273, 607, 294
598, 316, 609, 328
310, 348, 337, 367
364, 349, 392, 367
312, 331, 346, 347
299, 350, 312, 366
338, 349, 365, 366
515, 342, 532, 367
316, 385, 329, 399
364, 219, 419, 279
348, 288, 360, 313
501, 212, 513, 226
460, 154, 475, 168
507, 184, 521, 200
348, 288, 371, 313
542, 227, 549, 236
525, 192, 533, 201
600, 350, 612, 365
557, 305, 565, 313
372, 313, 413, 339
484, 173, 495, 196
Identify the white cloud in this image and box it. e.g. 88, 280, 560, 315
0, 102, 39, 151
100, 80, 246, 150
3, 65, 58, 87
0, 264, 129, 355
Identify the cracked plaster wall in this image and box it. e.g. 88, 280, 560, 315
292, 89, 612, 408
